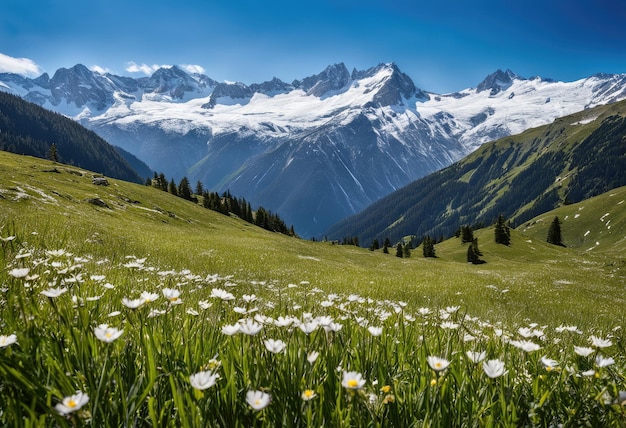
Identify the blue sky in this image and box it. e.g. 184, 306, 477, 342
1, 0, 625, 93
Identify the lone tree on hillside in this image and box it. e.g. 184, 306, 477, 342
422, 236, 436, 258
494, 214, 511, 245
461, 225, 474, 243
396, 241, 404, 258
547, 216, 565, 247
395, 243, 404, 258
369, 239, 380, 251
48, 143, 58, 163
472, 238, 482, 257
403, 243, 411, 258
467, 241, 485, 264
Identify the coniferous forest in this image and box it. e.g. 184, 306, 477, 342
149, 172, 296, 236
0, 91, 143, 183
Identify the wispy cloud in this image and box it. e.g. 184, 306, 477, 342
181, 64, 205, 74
0, 53, 43, 76
126, 61, 171, 75
90, 65, 112, 74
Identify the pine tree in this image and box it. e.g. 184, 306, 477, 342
422, 236, 436, 258
157, 173, 168, 191
255, 207, 267, 228
472, 238, 482, 256
467, 244, 477, 264
48, 143, 58, 162
547, 216, 565, 246
178, 177, 193, 200
461, 225, 474, 243
395, 243, 404, 258
403, 243, 411, 258
168, 178, 178, 196
467, 240, 485, 264
494, 214, 511, 245
195, 180, 204, 196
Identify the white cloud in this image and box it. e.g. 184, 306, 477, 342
90, 65, 111, 74
126, 61, 171, 75
181, 64, 205, 74
0, 53, 43, 76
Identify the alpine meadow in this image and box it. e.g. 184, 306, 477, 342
0, 147, 624, 426
1, 7, 626, 422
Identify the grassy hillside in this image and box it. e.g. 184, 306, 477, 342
0, 91, 147, 183
326, 99, 626, 246
1, 151, 624, 426
520, 185, 626, 254
1, 150, 624, 325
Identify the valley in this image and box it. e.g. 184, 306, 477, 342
3, 64, 626, 236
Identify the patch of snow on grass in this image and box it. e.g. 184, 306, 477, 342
573, 115, 598, 125
298, 255, 321, 262
24, 185, 58, 204
12, 186, 30, 201
132, 206, 164, 214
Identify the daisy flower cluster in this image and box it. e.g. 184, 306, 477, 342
1, 245, 624, 426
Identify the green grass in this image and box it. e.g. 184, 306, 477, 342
520, 185, 626, 255
1, 151, 625, 426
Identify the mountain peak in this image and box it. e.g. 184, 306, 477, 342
355, 62, 427, 106
296, 63, 351, 97
47, 64, 116, 110
476, 69, 522, 94
144, 65, 216, 99
151, 65, 186, 79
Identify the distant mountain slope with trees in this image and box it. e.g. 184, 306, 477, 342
326, 99, 626, 246
0, 91, 145, 183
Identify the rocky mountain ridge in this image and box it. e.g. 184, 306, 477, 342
2, 63, 626, 236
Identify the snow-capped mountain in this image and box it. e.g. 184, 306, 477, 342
2, 63, 626, 236
418, 69, 626, 153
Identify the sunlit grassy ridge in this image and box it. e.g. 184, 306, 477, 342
1, 151, 625, 426
328, 99, 626, 246
1, 151, 625, 325
520, 185, 626, 255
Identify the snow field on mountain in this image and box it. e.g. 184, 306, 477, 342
94, 65, 399, 137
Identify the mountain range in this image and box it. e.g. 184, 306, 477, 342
2, 63, 626, 236
327, 99, 626, 245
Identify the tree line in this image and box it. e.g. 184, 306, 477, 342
362, 213, 568, 263
147, 172, 296, 237
356, 214, 512, 263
